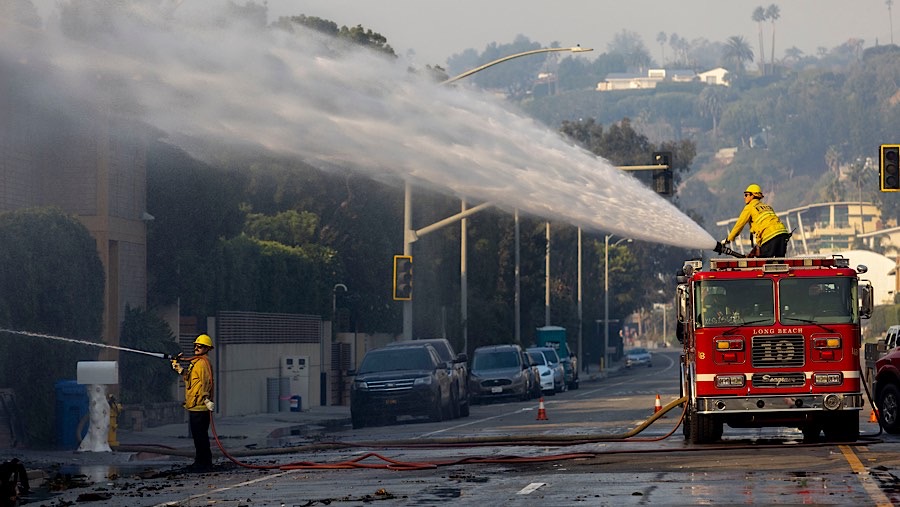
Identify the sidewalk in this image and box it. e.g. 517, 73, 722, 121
11, 367, 624, 473
117, 404, 352, 450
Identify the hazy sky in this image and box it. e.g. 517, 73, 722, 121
258, 0, 893, 66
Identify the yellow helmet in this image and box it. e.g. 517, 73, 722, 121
194, 334, 214, 349
744, 184, 763, 198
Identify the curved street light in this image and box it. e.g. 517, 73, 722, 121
441, 45, 593, 85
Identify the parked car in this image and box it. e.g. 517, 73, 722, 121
388, 338, 469, 418
625, 347, 653, 368
349, 343, 452, 429
523, 351, 542, 399
469, 344, 532, 403
527, 347, 565, 394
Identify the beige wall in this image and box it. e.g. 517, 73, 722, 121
216, 342, 322, 417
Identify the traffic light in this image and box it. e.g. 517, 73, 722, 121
393, 255, 413, 301
881, 145, 900, 192
652, 151, 673, 196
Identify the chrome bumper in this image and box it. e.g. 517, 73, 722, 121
697, 393, 863, 414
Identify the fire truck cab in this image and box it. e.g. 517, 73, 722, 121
675, 256, 873, 444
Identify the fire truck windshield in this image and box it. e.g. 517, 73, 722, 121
780, 277, 857, 325
696, 279, 774, 328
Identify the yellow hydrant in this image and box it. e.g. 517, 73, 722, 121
107, 394, 122, 447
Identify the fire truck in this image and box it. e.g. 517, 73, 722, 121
675, 254, 873, 443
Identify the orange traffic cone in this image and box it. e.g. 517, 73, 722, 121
654, 394, 662, 414
536, 397, 548, 421
869, 409, 879, 423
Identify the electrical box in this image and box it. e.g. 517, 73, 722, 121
280, 356, 310, 410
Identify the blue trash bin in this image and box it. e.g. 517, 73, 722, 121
290, 395, 301, 412
55, 380, 88, 449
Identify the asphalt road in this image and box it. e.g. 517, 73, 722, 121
21, 350, 900, 506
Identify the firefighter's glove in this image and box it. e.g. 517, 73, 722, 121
171, 360, 183, 375
204, 399, 215, 412
721, 238, 730, 245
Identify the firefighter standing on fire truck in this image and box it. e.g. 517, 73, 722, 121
722, 184, 790, 257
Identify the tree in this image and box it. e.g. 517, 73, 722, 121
657, 31, 668, 64
273, 15, 397, 58
845, 160, 874, 234
0, 208, 105, 444
889, 0, 896, 45
825, 146, 841, 177
119, 306, 181, 404
722, 36, 755, 75
608, 30, 652, 71
752, 6, 767, 73
699, 85, 729, 139
765, 4, 781, 71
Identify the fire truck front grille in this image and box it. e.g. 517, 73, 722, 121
751, 372, 806, 388
751, 334, 805, 368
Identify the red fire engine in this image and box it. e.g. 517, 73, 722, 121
675, 255, 873, 443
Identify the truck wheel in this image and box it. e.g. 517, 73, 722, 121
822, 411, 859, 442
351, 412, 366, 429
878, 383, 900, 434
449, 388, 460, 419
801, 423, 821, 442
688, 410, 720, 444
683, 403, 693, 442
460, 395, 470, 417
429, 394, 444, 423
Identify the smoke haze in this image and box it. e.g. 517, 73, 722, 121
2, 1, 715, 249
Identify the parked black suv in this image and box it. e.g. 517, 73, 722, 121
388, 338, 470, 418
349, 343, 452, 429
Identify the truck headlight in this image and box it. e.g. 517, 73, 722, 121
414, 376, 433, 386
715, 375, 745, 388
813, 372, 842, 386
353, 381, 369, 391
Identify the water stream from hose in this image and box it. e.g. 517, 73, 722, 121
1, 3, 714, 249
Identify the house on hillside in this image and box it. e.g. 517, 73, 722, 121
596, 67, 721, 91
697, 67, 729, 86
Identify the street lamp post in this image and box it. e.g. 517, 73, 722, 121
326, 283, 347, 406
603, 235, 630, 371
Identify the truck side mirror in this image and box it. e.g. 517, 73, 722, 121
859, 282, 874, 319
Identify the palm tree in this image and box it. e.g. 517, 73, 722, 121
888, 0, 895, 45
845, 160, 872, 234
699, 86, 729, 139
825, 146, 841, 177
657, 31, 667, 64
765, 4, 781, 70
723, 36, 754, 74
752, 6, 767, 74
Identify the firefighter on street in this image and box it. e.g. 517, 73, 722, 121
722, 184, 790, 258
172, 334, 216, 471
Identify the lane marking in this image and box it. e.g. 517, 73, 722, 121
839, 444, 893, 507
153, 469, 303, 507
517, 482, 546, 495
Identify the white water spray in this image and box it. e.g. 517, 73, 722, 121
0, 328, 175, 359
1, 3, 715, 249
